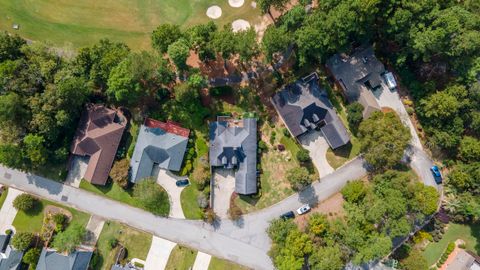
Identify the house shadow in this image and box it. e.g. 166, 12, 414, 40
470, 223, 480, 254
331, 142, 353, 159
237, 194, 260, 207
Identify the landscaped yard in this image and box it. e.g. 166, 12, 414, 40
423, 223, 480, 266
165, 245, 197, 270
209, 257, 250, 270
94, 221, 152, 270
12, 198, 90, 233
326, 136, 361, 169
0, 0, 262, 50
0, 187, 8, 210
181, 182, 204, 220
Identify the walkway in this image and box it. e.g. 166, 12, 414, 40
0, 188, 24, 233
145, 236, 176, 270
193, 252, 212, 270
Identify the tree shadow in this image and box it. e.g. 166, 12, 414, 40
469, 223, 480, 254
25, 200, 43, 216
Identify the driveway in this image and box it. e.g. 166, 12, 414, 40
0, 188, 24, 232
299, 131, 334, 177
145, 236, 177, 270
193, 252, 212, 270
212, 169, 236, 219
153, 166, 186, 219
65, 156, 89, 188
83, 215, 104, 246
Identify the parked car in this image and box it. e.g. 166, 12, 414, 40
280, 211, 295, 220
430, 165, 442, 184
296, 204, 311, 215
176, 179, 190, 187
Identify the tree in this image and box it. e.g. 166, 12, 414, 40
267, 219, 296, 246
0, 92, 28, 126
109, 159, 130, 188
152, 24, 183, 54
0, 144, 23, 168
212, 26, 237, 64
23, 134, 47, 167
411, 183, 439, 216
262, 26, 292, 62
346, 102, 364, 132
257, 0, 289, 19
353, 233, 392, 265
133, 178, 170, 216
310, 244, 344, 270
187, 73, 207, 90
11, 232, 34, 250
191, 162, 210, 190
107, 57, 142, 105
235, 28, 258, 63
52, 223, 86, 253
0, 31, 26, 61
296, 149, 311, 163
186, 22, 217, 61
286, 167, 312, 190
459, 136, 480, 162
167, 39, 190, 71
341, 180, 367, 204
174, 83, 199, 109
13, 194, 36, 212
401, 249, 428, 270
307, 213, 329, 236
23, 247, 41, 268
358, 112, 411, 171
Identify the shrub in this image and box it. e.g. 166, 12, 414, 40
406, 107, 415, 115
296, 149, 311, 163
23, 248, 41, 268
204, 208, 217, 225
228, 199, 243, 221
191, 162, 210, 190
52, 223, 86, 253
270, 131, 276, 144
11, 232, 34, 250
282, 128, 290, 137
109, 158, 130, 189
13, 194, 36, 212
107, 237, 118, 250
258, 141, 268, 151
5, 229, 12, 235
52, 213, 67, 226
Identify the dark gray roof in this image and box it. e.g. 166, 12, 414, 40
209, 118, 257, 195
130, 122, 189, 183
0, 246, 23, 270
0, 235, 9, 253
326, 46, 384, 118
271, 73, 350, 149
36, 248, 92, 270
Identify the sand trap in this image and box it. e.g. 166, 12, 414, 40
229, 0, 245, 8
232, 19, 251, 32
206, 5, 222, 19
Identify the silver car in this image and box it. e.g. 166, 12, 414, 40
296, 204, 311, 215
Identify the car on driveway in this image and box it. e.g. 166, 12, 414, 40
296, 204, 311, 215
430, 165, 442, 184
280, 211, 295, 220
175, 179, 190, 187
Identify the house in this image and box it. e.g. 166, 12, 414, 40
445, 249, 480, 270
70, 104, 127, 185
326, 46, 385, 118
130, 118, 190, 183
36, 248, 93, 270
271, 73, 350, 149
0, 234, 23, 270
209, 117, 257, 195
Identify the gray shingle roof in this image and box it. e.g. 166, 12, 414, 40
209, 118, 257, 195
326, 46, 384, 118
271, 73, 350, 149
0, 245, 23, 270
36, 248, 92, 270
130, 120, 189, 183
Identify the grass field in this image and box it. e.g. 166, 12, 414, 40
165, 245, 197, 270
12, 198, 90, 233
0, 0, 262, 50
209, 257, 250, 270
94, 221, 152, 270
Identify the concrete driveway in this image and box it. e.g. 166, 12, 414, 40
65, 156, 89, 188
153, 166, 187, 219
213, 169, 236, 219
145, 236, 176, 270
193, 252, 212, 270
0, 188, 24, 232
299, 131, 334, 177
83, 215, 104, 247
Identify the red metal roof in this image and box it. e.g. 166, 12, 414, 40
144, 118, 190, 138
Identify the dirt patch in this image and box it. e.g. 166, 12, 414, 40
44, 205, 72, 221
295, 193, 345, 230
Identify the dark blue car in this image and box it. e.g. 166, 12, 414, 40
430, 166, 442, 184
176, 179, 190, 187
280, 211, 295, 220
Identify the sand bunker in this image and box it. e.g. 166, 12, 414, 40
206, 5, 222, 19
228, 0, 245, 8
232, 19, 251, 32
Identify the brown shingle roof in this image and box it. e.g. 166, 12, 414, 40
71, 104, 126, 185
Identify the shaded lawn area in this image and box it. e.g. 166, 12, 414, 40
165, 245, 197, 270
79, 180, 170, 216
326, 136, 361, 169
181, 182, 204, 220
33, 161, 67, 182
208, 257, 250, 270
0, 187, 8, 210
94, 221, 152, 270
12, 198, 90, 233
423, 223, 480, 266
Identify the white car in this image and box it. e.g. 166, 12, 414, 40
296, 204, 311, 215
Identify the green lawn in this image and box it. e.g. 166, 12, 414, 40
423, 223, 480, 266
326, 136, 361, 169
209, 257, 250, 270
94, 221, 152, 270
0, 187, 8, 211
80, 180, 170, 216
0, 0, 261, 50
165, 245, 197, 270
12, 198, 90, 233
181, 183, 204, 220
